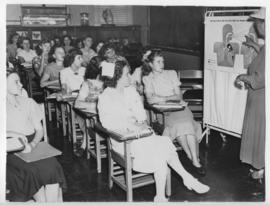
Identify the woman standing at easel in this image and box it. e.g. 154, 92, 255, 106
235, 8, 265, 181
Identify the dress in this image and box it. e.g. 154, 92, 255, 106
240, 46, 265, 169
98, 86, 178, 173
6, 97, 67, 201
143, 70, 202, 142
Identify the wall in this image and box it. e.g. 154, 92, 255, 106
6, 4, 201, 70
162, 51, 201, 70
132, 6, 148, 46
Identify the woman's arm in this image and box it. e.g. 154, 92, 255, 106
40, 72, 59, 87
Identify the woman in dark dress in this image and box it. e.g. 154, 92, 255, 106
6, 71, 67, 202
235, 8, 265, 180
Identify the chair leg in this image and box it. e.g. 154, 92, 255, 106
95, 133, 102, 173
48, 101, 52, 122
107, 138, 113, 189
61, 104, 67, 136
165, 167, 171, 197
124, 142, 133, 202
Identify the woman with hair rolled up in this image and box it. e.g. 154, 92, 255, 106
142, 49, 205, 176
6, 71, 66, 202
98, 60, 209, 202
32, 39, 51, 77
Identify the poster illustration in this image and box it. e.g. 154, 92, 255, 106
203, 15, 257, 135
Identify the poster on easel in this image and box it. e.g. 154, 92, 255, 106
203, 11, 261, 136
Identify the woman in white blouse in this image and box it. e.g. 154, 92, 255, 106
16, 37, 37, 64
6, 72, 66, 202
98, 60, 209, 202
60, 48, 85, 93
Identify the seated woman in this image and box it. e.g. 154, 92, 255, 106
98, 43, 126, 63
62, 35, 74, 54
74, 62, 103, 156
16, 37, 37, 64
80, 36, 97, 67
60, 48, 85, 93
98, 60, 210, 202
142, 50, 205, 176
40, 45, 65, 88
6, 72, 66, 202
7, 33, 19, 60
32, 39, 51, 77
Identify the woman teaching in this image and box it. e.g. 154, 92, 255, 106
235, 8, 265, 180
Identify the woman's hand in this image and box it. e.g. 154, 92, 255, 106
21, 143, 32, 153
235, 74, 246, 89
243, 35, 256, 48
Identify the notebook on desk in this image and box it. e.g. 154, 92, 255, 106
15, 142, 62, 163
153, 102, 186, 109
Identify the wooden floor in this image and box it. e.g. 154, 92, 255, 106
47, 119, 265, 202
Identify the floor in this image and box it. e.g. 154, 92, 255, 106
48, 121, 265, 202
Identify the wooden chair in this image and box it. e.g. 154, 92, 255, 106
94, 123, 171, 202
178, 69, 203, 122
72, 107, 107, 173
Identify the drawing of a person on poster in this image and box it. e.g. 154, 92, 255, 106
213, 24, 240, 67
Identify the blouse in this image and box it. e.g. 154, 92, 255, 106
60, 66, 85, 91
143, 70, 181, 97
76, 79, 103, 113
98, 86, 147, 153
81, 48, 97, 64
16, 49, 37, 63
6, 97, 43, 136
43, 62, 64, 81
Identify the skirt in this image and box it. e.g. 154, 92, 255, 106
6, 134, 67, 202
162, 107, 203, 142
111, 134, 177, 173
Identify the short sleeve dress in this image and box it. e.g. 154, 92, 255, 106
6, 97, 67, 201
143, 70, 202, 142
98, 86, 178, 173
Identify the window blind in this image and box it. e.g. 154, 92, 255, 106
94, 6, 133, 26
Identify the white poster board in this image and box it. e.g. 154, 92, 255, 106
204, 12, 259, 137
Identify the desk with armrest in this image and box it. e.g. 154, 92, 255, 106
72, 107, 107, 173
94, 122, 171, 202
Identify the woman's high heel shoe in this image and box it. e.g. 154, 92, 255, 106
183, 176, 210, 194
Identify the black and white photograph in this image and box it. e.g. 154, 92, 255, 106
1, 0, 269, 203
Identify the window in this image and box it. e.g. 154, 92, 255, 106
93, 6, 133, 26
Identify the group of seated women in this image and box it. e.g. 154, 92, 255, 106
6, 32, 210, 201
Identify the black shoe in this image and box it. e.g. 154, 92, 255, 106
75, 147, 85, 157
192, 165, 206, 176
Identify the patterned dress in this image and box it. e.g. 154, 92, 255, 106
143, 70, 202, 142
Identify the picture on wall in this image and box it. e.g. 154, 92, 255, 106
32, 31, 42, 40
